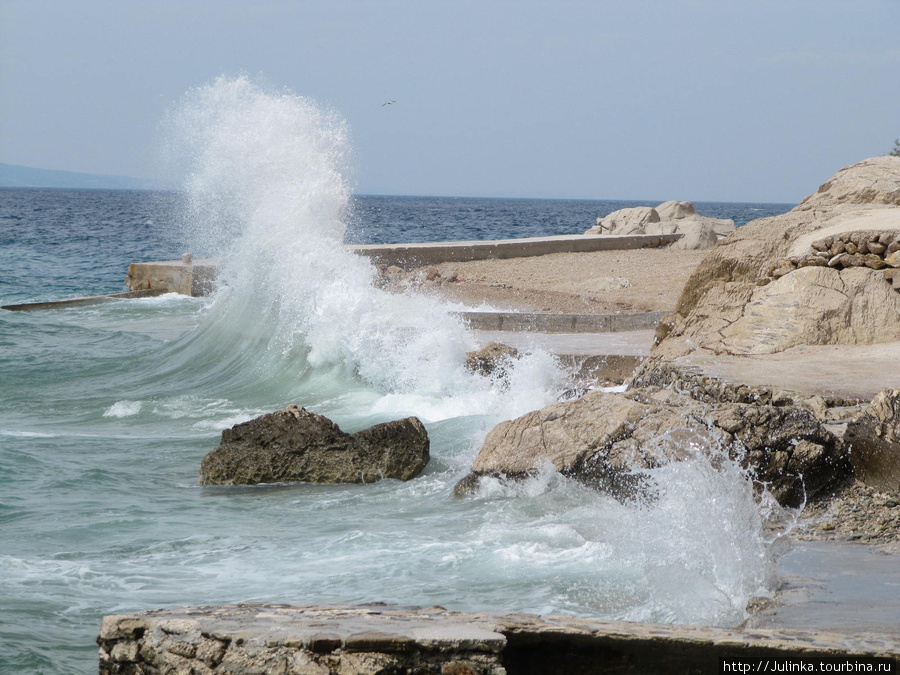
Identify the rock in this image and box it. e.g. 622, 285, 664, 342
653, 218, 720, 250
795, 156, 900, 209
656, 199, 697, 220
465, 342, 519, 377
199, 405, 429, 485
98, 602, 900, 675
710, 402, 846, 506
647, 156, 900, 364
846, 389, 900, 494
712, 266, 900, 355
454, 388, 848, 507
585, 206, 660, 235
585, 201, 735, 249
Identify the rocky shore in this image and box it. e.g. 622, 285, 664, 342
99, 157, 900, 669
98, 603, 900, 675
443, 156, 900, 548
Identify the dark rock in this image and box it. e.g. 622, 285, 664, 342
454, 387, 849, 507
200, 405, 429, 485
846, 389, 900, 495
711, 403, 847, 506
465, 342, 520, 377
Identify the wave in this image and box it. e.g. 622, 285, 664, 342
150, 75, 566, 422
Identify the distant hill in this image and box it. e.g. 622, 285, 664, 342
0, 162, 171, 190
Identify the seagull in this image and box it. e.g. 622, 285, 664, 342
382, 100, 396, 106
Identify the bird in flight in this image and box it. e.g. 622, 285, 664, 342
382, 100, 396, 106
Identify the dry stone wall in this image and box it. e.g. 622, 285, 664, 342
765, 230, 900, 290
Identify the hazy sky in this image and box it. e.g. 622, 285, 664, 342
1, 0, 897, 202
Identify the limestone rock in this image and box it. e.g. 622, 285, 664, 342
586, 206, 660, 235
716, 266, 900, 355
795, 156, 900, 210
663, 218, 720, 250
585, 200, 735, 249
656, 200, 697, 220
200, 405, 429, 485
648, 156, 900, 364
465, 342, 520, 377
710, 402, 846, 506
455, 388, 847, 507
846, 389, 900, 494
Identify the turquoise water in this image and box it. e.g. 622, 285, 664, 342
0, 76, 781, 673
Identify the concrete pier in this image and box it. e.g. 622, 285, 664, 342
123, 233, 681, 296
350, 232, 682, 267
1, 289, 167, 312
125, 256, 218, 296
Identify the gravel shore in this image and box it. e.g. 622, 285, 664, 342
396, 247, 707, 314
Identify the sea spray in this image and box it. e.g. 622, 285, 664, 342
161, 75, 566, 420
154, 75, 776, 622
470, 453, 776, 626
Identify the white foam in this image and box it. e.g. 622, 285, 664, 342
103, 400, 143, 418
163, 75, 566, 421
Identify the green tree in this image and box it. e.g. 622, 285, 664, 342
890, 139, 900, 157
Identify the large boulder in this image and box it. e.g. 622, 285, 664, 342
454, 388, 847, 507
648, 218, 720, 250
586, 206, 660, 236
585, 200, 735, 250
648, 156, 900, 364
845, 389, 900, 494
200, 405, 429, 485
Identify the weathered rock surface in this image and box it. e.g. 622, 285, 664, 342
98, 602, 900, 675
199, 405, 429, 485
795, 157, 900, 210
455, 387, 848, 507
846, 389, 900, 494
648, 156, 900, 364
585, 200, 735, 250
465, 341, 520, 377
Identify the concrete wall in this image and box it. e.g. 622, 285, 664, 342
349, 233, 682, 267
124, 234, 682, 297
125, 258, 218, 296
459, 311, 668, 334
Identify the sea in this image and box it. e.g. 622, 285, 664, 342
0, 77, 796, 674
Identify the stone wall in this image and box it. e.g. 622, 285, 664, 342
765, 230, 900, 288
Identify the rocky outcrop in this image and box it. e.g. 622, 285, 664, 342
794, 158, 900, 209
585, 200, 735, 250
648, 156, 900, 363
199, 405, 429, 485
454, 387, 848, 507
98, 602, 900, 675
846, 389, 900, 495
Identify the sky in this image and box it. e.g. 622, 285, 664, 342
0, 0, 897, 203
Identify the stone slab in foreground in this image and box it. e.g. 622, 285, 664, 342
98, 602, 899, 674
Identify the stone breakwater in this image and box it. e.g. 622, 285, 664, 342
765, 230, 900, 286
98, 603, 900, 674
